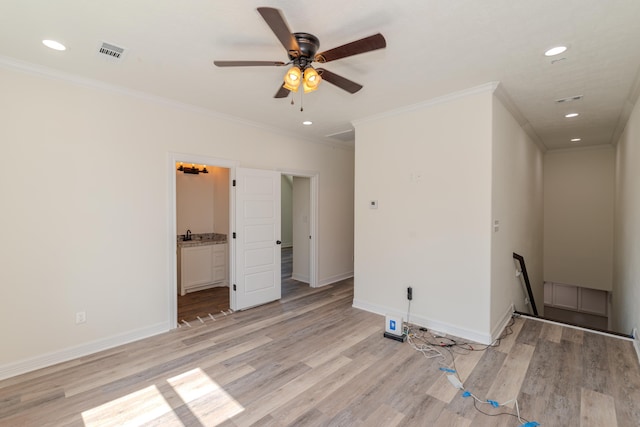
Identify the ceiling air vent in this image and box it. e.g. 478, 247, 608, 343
97, 41, 127, 62
555, 95, 583, 104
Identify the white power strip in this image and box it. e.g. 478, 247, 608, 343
447, 374, 464, 390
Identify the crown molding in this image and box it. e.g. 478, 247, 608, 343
352, 82, 499, 127
493, 83, 547, 153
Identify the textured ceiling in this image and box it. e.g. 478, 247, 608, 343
1, 0, 639, 150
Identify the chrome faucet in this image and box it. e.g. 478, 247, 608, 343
185, 229, 192, 241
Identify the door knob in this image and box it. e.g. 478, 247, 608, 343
276, 240, 282, 245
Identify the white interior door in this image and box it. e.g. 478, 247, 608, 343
233, 167, 281, 310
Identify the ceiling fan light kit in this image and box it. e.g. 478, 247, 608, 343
213, 7, 386, 99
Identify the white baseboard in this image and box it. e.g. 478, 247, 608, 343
352, 299, 493, 345
291, 273, 310, 284
492, 303, 516, 342
0, 321, 170, 381
317, 271, 354, 287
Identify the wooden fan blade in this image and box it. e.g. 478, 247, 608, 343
274, 84, 290, 98
316, 68, 363, 94
214, 60, 286, 67
315, 33, 386, 63
257, 7, 300, 56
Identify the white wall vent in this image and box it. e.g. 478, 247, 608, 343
97, 41, 127, 62
555, 95, 583, 104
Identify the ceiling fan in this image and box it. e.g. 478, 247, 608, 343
213, 7, 386, 98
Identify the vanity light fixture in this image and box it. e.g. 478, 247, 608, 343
177, 163, 209, 174
42, 39, 66, 51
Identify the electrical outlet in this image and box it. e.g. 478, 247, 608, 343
75, 311, 86, 324
407, 286, 413, 301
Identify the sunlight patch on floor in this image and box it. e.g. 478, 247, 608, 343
167, 367, 245, 425
81, 385, 181, 426
81, 368, 244, 426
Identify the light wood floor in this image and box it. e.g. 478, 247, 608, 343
2, 280, 640, 426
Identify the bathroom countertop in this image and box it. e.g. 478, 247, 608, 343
177, 233, 227, 248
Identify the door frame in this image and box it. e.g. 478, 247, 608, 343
278, 169, 319, 288
168, 155, 320, 328
167, 152, 238, 328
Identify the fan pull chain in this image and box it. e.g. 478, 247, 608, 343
300, 90, 304, 112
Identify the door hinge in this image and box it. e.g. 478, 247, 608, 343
232, 179, 236, 187
233, 284, 236, 291
232, 232, 236, 239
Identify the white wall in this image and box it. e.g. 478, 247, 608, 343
353, 86, 494, 342
176, 166, 215, 235
491, 95, 544, 327
613, 97, 640, 335
281, 175, 293, 248
211, 166, 229, 236
0, 64, 354, 376
543, 147, 615, 291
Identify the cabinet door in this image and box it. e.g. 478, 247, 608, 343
212, 244, 227, 284
182, 245, 215, 289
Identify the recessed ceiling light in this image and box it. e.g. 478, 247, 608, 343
565, 113, 579, 118
545, 46, 567, 56
42, 39, 66, 51
571, 138, 582, 142
302, 121, 312, 126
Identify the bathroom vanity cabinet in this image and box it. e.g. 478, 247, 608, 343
178, 242, 228, 296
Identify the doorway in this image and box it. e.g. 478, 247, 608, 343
175, 163, 231, 322
167, 154, 319, 327
281, 175, 313, 299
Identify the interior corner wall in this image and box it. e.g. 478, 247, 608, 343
353, 88, 494, 342
0, 64, 354, 376
543, 146, 615, 291
613, 98, 640, 334
490, 96, 544, 330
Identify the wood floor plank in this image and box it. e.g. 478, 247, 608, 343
434, 408, 472, 427
229, 355, 352, 426
562, 326, 585, 344
445, 348, 508, 419
515, 318, 543, 345
361, 403, 405, 426
302, 324, 381, 368
484, 342, 535, 408
426, 348, 485, 403
268, 352, 380, 424
605, 336, 640, 425
580, 388, 618, 427
540, 321, 564, 343
581, 332, 610, 393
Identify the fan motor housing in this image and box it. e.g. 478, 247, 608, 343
290, 32, 319, 60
